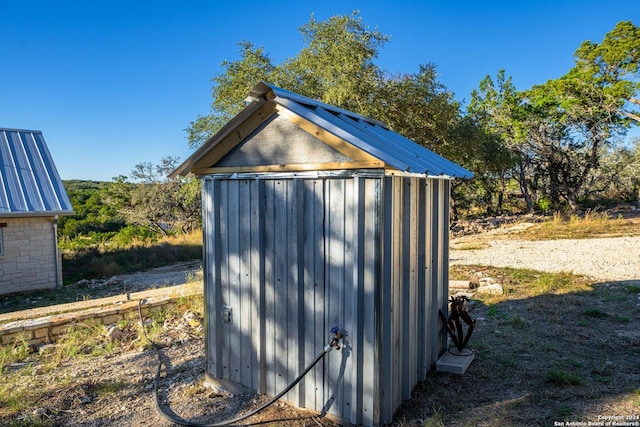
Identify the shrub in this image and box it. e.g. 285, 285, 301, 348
546, 369, 583, 385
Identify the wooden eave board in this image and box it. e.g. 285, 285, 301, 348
174, 82, 472, 179
187, 99, 276, 173
170, 99, 269, 177
192, 161, 386, 176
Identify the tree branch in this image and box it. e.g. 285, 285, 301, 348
624, 110, 640, 123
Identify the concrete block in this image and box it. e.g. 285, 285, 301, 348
2, 330, 32, 345
33, 327, 49, 339
0, 283, 202, 345
50, 324, 69, 336
449, 280, 471, 290
0, 322, 25, 335
436, 348, 475, 374
49, 315, 73, 326
101, 314, 122, 325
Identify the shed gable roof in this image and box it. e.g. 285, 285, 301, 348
0, 128, 74, 217
172, 82, 473, 179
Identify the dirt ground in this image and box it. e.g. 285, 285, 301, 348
11, 336, 339, 427
0, 260, 204, 315
2, 220, 640, 426
393, 271, 640, 426
108, 260, 204, 292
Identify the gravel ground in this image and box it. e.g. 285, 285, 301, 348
450, 235, 640, 282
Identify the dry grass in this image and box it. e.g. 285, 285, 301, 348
412, 214, 640, 425
62, 231, 203, 284
395, 265, 640, 426
0, 292, 333, 427
507, 211, 640, 240
450, 241, 492, 251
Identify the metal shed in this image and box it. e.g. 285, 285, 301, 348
172, 82, 472, 426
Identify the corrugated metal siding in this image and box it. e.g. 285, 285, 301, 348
203, 172, 450, 426
377, 176, 450, 421
0, 129, 73, 217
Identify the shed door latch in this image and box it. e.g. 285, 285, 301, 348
221, 305, 233, 324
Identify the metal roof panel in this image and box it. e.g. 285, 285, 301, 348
275, 97, 413, 172
0, 129, 74, 216
264, 83, 473, 178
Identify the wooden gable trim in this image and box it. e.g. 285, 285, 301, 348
193, 160, 385, 176
190, 100, 278, 171
187, 98, 388, 174
275, 105, 382, 164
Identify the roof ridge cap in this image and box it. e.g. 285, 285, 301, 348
251, 82, 389, 129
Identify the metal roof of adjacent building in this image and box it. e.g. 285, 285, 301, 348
0, 128, 74, 217
172, 82, 473, 179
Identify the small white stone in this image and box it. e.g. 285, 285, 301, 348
106, 326, 124, 342
476, 283, 504, 295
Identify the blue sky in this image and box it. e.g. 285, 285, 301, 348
2, 1, 638, 181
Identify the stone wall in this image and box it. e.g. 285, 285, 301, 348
0, 283, 202, 347
0, 216, 59, 295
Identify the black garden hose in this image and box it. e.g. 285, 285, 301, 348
138, 299, 337, 427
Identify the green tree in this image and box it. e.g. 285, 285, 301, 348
369, 65, 459, 152
187, 41, 276, 149
586, 137, 640, 204
573, 20, 640, 124
621, 137, 640, 203
186, 12, 391, 149
185, 12, 466, 172
367, 66, 513, 216
464, 21, 640, 213
59, 180, 125, 240
522, 21, 639, 211
106, 157, 201, 236
468, 70, 528, 212
275, 13, 389, 111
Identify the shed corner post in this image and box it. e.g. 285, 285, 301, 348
203, 177, 224, 380
377, 175, 398, 425
440, 179, 452, 354
429, 178, 450, 364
